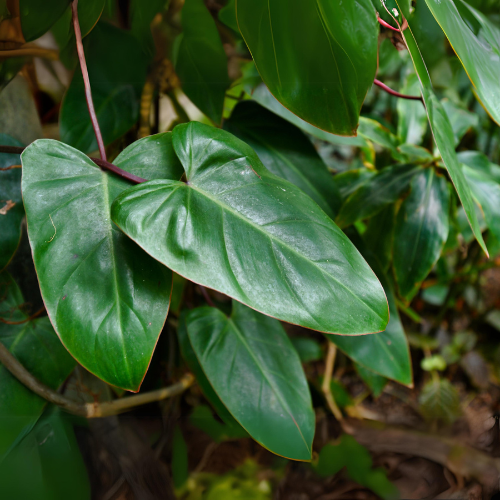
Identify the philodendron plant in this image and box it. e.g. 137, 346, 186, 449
1, 0, 500, 479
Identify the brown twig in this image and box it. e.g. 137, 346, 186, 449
0, 164, 21, 170
0, 145, 146, 184
0, 339, 194, 417
322, 342, 343, 421
0, 47, 59, 60
374, 79, 422, 101
71, 0, 107, 161
0, 306, 45, 325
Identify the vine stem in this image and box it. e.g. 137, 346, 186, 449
71, 0, 107, 162
377, 15, 399, 32
0, 339, 194, 417
322, 342, 343, 421
374, 79, 422, 101
0, 145, 146, 184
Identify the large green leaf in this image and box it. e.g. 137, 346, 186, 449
330, 240, 412, 386
393, 169, 450, 300
21, 138, 175, 391
0, 272, 75, 462
19, 0, 69, 41
0, 135, 24, 271
236, 0, 379, 136
174, 0, 230, 125
335, 163, 422, 228
423, 0, 500, 126
111, 122, 389, 335
397, 74, 428, 146
60, 22, 149, 153
391, 1, 488, 256
224, 101, 341, 218
0, 407, 90, 499
185, 302, 315, 460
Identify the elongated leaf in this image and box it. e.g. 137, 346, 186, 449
423, 0, 500, 126
60, 23, 149, 153
111, 122, 389, 335
332, 169, 376, 206
463, 165, 500, 247
174, 0, 230, 125
219, 0, 238, 33
441, 99, 478, 147
21, 139, 174, 391
236, 0, 378, 136
0, 407, 90, 499
177, 311, 247, 436
391, 1, 488, 256
393, 169, 450, 300
186, 302, 315, 460
0, 272, 75, 462
0, 135, 23, 271
20, 0, 68, 41
335, 164, 422, 228
224, 101, 341, 218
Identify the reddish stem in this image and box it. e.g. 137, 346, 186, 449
377, 16, 399, 32
374, 79, 422, 101
71, 0, 107, 162
0, 306, 45, 325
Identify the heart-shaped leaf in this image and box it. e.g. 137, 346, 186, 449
111, 122, 389, 335
0, 272, 75, 462
21, 137, 176, 391
236, 0, 379, 136
0, 134, 24, 271
185, 301, 315, 460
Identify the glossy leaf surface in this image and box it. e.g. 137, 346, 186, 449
178, 311, 247, 436
393, 169, 450, 300
21, 139, 173, 391
224, 101, 340, 218
0, 135, 24, 271
424, 0, 500, 125
0, 272, 75, 462
60, 23, 149, 153
174, 0, 230, 125
236, 0, 379, 136
397, 74, 427, 145
185, 302, 315, 460
392, 1, 488, 256
0, 407, 90, 499
112, 122, 389, 335
336, 164, 422, 228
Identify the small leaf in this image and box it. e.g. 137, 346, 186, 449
236, 0, 379, 135
60, 23, 149, 153
111, 122, 389, 335
0, 272, 75, 462
441, 99, 478, 147
419, 379, 461, 424
291, 337, 323, 364
218, 0, 239, 33
393, 0, 488, 255
335, 163, 422, 228
397, 73, 428, 145
21, 139, 174, 391
224, 100, 341, 218
130, 0, 167, 57
458, 151, 500, 184
0, 134, 24, 271
185, 302, 315, 460
393, 169, 450, 300
174, 0, 230, 125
